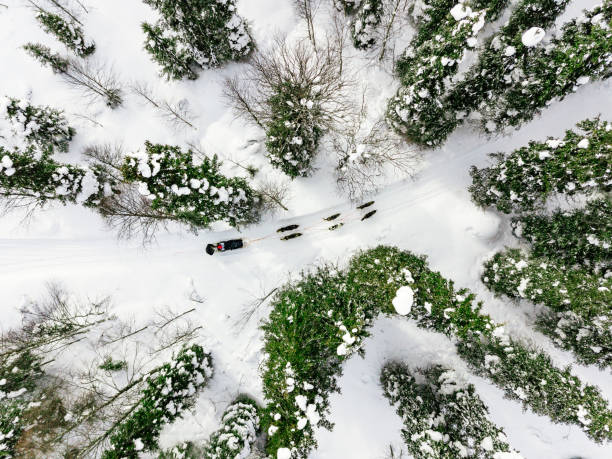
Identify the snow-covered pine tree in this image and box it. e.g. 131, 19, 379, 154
4, 97, 75, 154
512, 198, 612, 273
482, 248, 612, 368
265, 83, 324, 178
0, 351, 43, 458
448, 0, 572, 125
225, 38, 350, 179
333, 0, 362, 14
352, 0, 384, 50
482, 1, 612, 131
0, 145, 85, 210
23, 43, 123, 108
203, 396, 260, 458
381, 363, 520, 458
386, 0, 510, 147
35, 10, 96, 58
101, 345, 214, 459
469, 118, 612, 213
142, 0, 254, 80
120, 142, 261, 229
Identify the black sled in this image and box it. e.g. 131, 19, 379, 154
206, 239, 244, 256
277, 224, 300, 233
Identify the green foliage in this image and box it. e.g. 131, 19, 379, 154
23, 43, 69, 73
388, 1, 509, 146
469, 118, 612, 213
261, 245, 612, 457
36, 11, 95, 58
352, 0, 383, 50
457, 330, 612, 441
203, 396, 260, 458
102, 345, 214, 459
121, 142, 261, 229
142, 0, 254, 80
99, 357, 128, 372
484, 1, 612, 131
265, 83, 323, 178
0, 145, 86, 207
333, 0, 362, 14
448, 0, 572, 121
512, 198, 612, 273
0, 351, 44, 457
482, 248, 612, 368
5, 97, 75, 154
381, 363, 519, 458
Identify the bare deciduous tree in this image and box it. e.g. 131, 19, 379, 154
332, 95, 420, 199
224, 34, 354, 133
131, 81, 196, 130
294, 0, 322, 46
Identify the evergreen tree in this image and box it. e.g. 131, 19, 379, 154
352, 0, 384, 50
36, 10, 96, 58
23, 43, 123, 108
204, 396, 260, 459
261, 245, 612, 458
265, 83, 323, 178
101, 345, 214, 459
0, 145, 85, 209
469, 118, 612, 213
448, 0, 572, 125
333, 0, 362, 14
512, 198, 612, 273
482, 248, 612, 368
120, 142, 261, 229
4, 97, 75, 154
381, 363, 520, 458
483, 1, 612, 131
142, 0, 254, 80
387, 0, 510, 146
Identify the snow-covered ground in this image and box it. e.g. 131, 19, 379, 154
1, 0, 611, 457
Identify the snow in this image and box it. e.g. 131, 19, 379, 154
1, 0, 611, 458
450, 4, 472, 21
521, 27, 546, 47
392, 286, 414, 316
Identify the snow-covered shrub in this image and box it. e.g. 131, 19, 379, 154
482, 248, 612, 368
101, 345, 214, 459
203, 396, 260, 458
469, 118, 612, 213
483, 1, 612, 131
4, 97, 75, 154
23, 43, 123, 108
261, 245, 612, 458
387, 1, 501, 146
381, 363, 520, 458
457, 329, 612, 441
225, 37, 351, 178
159, 441, 205, 458
0, 145, 85, 210
333, 0, 362, 14
448, 0, 571, 123
0, 351, 43, 457
512, 198, 612, 273
142, 0, 254, 80
352, 0, 384, 50
121, 142, 261, 229
36, 11, 95, 58
265, 83, 324, 178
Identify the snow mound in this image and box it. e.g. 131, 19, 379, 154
392, 286, 414, 316
277, 448, 292, 459
521, 27, 545, 47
